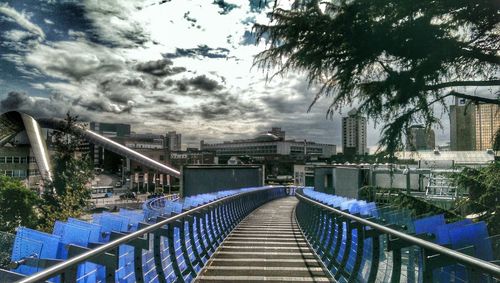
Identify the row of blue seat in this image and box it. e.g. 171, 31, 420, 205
298, 188, 496, 282
10, 186, 283, 282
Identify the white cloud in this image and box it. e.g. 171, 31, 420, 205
0, 3, 45, 39
25, 40, 126, 81
82, 0, 149, 47
3, 29, 32, 41
43, 18, 54, 25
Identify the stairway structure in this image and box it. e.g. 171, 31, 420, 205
196, 197, 332, 282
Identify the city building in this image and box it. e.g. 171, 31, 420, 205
449, 99, 500, 151
123, 133, 164, 150
475, 103, 500, 150
200, 129, 336, 160
342, 109, 367, 156
166, 131, 182, 151
170, 148, 216, 168
0, 131, 44, 190
449, 98, 476, 151
89, 122, 131, 166
406, 125, 435, 151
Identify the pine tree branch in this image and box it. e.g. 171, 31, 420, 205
424, 80, 500, 90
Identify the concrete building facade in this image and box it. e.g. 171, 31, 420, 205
406, 125, 435, 151
475, 104, 500, 150
200, 135, 336, 159
449, 99, 500, 151
166, 131, 182, 151
449, 98, 476, 151
342, 109, 367, 156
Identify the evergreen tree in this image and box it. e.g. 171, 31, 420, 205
38, 113, 94, 232
255, 0, 499, 153
0, 175, 39, 233
453, 162, 500, 235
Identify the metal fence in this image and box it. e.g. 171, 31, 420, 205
7, 187, 286, 283
4, 186, 499, 282
295, 188, 500, 282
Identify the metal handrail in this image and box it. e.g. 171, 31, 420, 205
145, 193, 180, 210
16, 187, 278, 283
295, 191, 500, 278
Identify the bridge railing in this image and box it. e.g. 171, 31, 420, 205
8, 186, 286, 283
295, 188, 500, 283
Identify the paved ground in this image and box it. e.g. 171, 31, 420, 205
195, 196, 333, 282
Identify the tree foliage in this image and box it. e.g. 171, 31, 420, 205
452, 162, 500, 235
0, 175, 39, 233
255, 0, 499, 153
359, 185, 461, 222
38, 113, 94, 232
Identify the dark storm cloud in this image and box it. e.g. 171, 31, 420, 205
136, 59, 186, 77
0, 91, 31, 110
261, 94, 310, 114
106, 93, 133, 104
176, 80, 188, 92
123, 78, 147, 88
197, 93, 262, 120
199, 102, 232, 119
163, 45, 230, 59
147, 110, 183, 122
0, 91, 69, 118
169, 75, 223, 93
213, 0, 238, 15
100, 77, 145, 91
188, 75, 221, 92
97, 77, 144, 104
151, 96, 176, 105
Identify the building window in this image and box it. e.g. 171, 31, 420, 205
6, 157, 12, 163
0, 157, 4, 164
13, 157, 20, 163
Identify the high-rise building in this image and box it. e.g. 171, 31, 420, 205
475, 103, 500, 150
449, 98, 499, 151
449, 98, 476, 151
406, 125, 435, 151
166, 131, 182, 151
342, 109, 367, 156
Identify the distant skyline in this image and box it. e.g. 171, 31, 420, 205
0, 0, 455, 150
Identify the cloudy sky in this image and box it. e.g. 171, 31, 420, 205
0, 0, 453, 150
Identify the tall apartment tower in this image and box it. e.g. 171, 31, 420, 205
166, 131, 182, 151
450, 98, 499, 151
449, 98, 476, 151
406, 125, 435, 151
342, 109, 367, 156
475, 103, 500, 150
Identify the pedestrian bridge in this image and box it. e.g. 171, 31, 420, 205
2, 186, 499, 282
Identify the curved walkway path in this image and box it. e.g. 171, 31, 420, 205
195, 197, 333, 282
